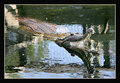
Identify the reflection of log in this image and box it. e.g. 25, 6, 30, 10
5, 5, 19, 29
6, 35, 43, 53
103, 42, 110, 68
102, 18, 109, 34
55, 39, 99, 74
97, 25, 102, 34
103, 21, 109, 34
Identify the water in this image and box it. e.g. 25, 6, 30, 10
5, 4, 115, 79
56, 24, 83, 34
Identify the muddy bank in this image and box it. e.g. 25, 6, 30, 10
5, 63, 115, 79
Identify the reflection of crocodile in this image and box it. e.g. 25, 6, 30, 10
55, 27, 99, 74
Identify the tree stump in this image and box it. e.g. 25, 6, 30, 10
55, 37, 99, 74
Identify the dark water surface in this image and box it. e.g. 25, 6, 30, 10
5, 5, 115, 79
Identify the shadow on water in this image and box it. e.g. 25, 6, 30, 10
5, 4, 115, 79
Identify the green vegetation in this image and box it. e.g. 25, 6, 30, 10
91, 33, 115, 42
25, 41, 49, 68
5, 73, 22, 78
5, 50, 20, 73
17, 5, 115, 25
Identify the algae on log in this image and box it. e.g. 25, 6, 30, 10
55, 38, 99, 74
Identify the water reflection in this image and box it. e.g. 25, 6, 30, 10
5, 5, 115, 79
56, 24, 83, 34
5, 24, 115, 78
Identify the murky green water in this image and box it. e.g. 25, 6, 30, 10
5, 5, 115, 79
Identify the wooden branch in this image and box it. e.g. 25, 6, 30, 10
55, 39, 99, 74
